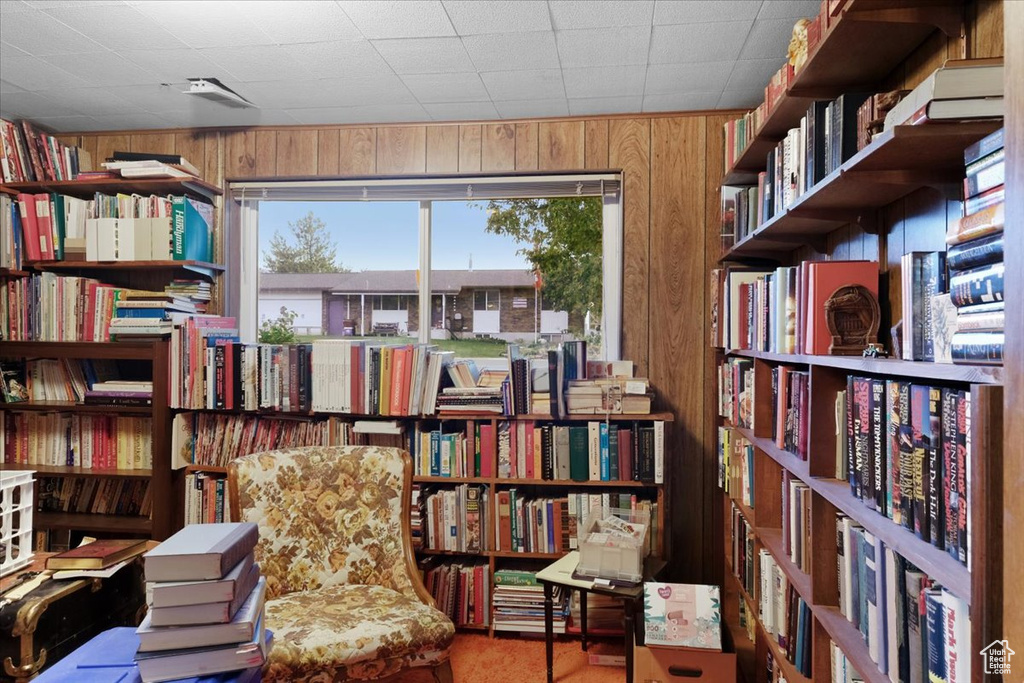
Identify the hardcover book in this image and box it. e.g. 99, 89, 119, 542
46, 538, 148, 570
143, 522, 258, 582
643, 583, 722, 650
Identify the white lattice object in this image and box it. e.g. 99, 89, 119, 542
1, 470, 34, 577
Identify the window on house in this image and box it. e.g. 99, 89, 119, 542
473, 290, 499, 311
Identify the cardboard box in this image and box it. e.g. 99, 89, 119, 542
633, 645, 736, 683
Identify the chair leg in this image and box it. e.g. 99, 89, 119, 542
432, 660, 454, 683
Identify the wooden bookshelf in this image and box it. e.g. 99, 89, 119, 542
0, 268, 28, 278
2, 464, 152, 478
25, 259, 224, 280
2, 176, 222, 201
0, 401, 152, 415
35, 511, 152, 534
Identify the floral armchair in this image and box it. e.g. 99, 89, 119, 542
228, 445, 455, 683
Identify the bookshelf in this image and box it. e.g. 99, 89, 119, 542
712, 3, 1004, 683
0, 339, 174, 540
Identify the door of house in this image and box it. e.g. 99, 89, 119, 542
327, 297, 345, 336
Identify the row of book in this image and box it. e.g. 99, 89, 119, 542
836, 513, 970, 681
139, 524, 268, 681
717, 357, 753, 430
0, 195, 21, 270
711, 259, 878, 355
771, 366, 809, 460
420, 559, 490, 627
718, 428, 754, 510
829, 640, 864, 683
184, 471, 230, 525
37, 475, 152, 517
759, 548, 813, 678
0, 356, 142, 404
0, 118, 90, 183
170, 412, 334, 468
2, 413, 153, 469
1, 273, 129, 342
782, 474, 812, 575
419, 484, 490, 553
839, 378, 970, 566
492, 568, 569, 634
722, 111, 760, 171
730, 503, 755, 599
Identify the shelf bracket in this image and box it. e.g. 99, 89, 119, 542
845, 4, 963, 38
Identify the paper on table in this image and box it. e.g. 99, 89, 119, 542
52, 558, 132, 580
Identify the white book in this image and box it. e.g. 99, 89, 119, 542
653, 421, 665, 484
149, 563, 260, 626
143, 522, 258, 582
587, 421, 600, 481
135, 614, 269, 683
147, 552, 255, 608
885, 548, 900, 682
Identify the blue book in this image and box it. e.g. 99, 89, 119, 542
116, 308, 169, 318
172, 195, 213, 262
599, 422, 610, 481
925, 589, 947, 683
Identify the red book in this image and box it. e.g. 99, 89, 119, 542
804, 261, 879, 354
738, 282, 751, 350
15, 194, 41, 261
400, 345, 413, 416
508, 421, 517, 478
618, 428, 633, 481
496, 491, 512, 551
524, 421, 535, 479
473, 564, 485, 625
390, 347, 407, 416
479, 424, 495, 478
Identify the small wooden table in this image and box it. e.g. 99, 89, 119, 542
536, 551, 665, 683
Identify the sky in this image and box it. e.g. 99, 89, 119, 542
257, 200, 531, 272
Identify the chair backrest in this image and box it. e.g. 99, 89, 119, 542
228, 445, 419, 601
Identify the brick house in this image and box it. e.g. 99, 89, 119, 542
259, 270, 575, 341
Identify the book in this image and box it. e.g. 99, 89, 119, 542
143, 522, 258, 582
45, 538, 148, 570
146, 553, 257, 609
883, 59, 1004, 130
149, 563, 260, 627
904, 97, 1004, 124
136, 576, 266, 652
136, 617, 270, 683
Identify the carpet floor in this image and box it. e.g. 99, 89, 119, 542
396, 633, 627, 682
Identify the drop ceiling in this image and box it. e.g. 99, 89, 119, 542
0, 0, 819, 132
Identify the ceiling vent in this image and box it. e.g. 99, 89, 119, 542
183, 78, 255, 108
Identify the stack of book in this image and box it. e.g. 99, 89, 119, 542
435, 359, 506, 414
946, 127, 1005, 366
883, 59, 1003, 129
492, 568, 568, 634
166, 280, 212, 313
0, 118, 91, 182
829, 640, 864, 683
87, 379, 154, 406
102, 152, 201, 180
137, 523, 269, 682
45, 538, 148, 574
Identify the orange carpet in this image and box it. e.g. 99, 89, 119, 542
397, 633, 627, 682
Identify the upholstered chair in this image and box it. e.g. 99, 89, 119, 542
228, 445, 455, 683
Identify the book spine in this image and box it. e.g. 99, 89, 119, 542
950, 331, 1004, 365
948, 263, 1004, 308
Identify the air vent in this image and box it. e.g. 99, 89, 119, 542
182, 78, 255, 109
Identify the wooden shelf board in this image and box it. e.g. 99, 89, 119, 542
724, 136, 781, 185
3, 464, 152, 478
414, 475, 490, 484
736, 426, 972, 604
174, 407, 675, 422
729, 496, 755, 527
0, 268, 29, 277
183, 465, 229, 474
726, 349, 1004, 384
757, 528, 814, 609
0, 400, 152, 414
26, 260, 224, 279
35, 511, 152, 533
2, 177, 222, 200
417, 548, 489, 557
0, 340, 161, 360
490, 550, 563, 559
439, 412, 675, 422
758, 616, 812, 683
815, 606, 891, 683
495, 478, 653, 488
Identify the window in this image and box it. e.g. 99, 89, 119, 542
229, 174, 623, 361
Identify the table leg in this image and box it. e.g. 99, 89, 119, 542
579, 588, 588, 652
544, 582, 554, 683
624, 597, 635, 683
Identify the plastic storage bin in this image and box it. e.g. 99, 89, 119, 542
1, 470, 34, 577
576, 507, 650, 582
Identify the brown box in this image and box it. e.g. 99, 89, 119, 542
633, 645, 737, 683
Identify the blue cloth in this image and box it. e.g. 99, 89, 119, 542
34, 628, 261, 683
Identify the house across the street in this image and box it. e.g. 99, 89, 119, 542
259, 270, 575, 341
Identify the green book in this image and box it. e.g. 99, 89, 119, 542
171, 195, 213, 262
568, 426, 589, 482
50, 193, 65, 260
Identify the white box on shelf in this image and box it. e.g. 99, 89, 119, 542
1, 470, 34, 577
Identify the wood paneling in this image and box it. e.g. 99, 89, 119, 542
130, 133, 175, 156
970, 0, 1004, 59
609, 118, 650, 377
174, 132, 207, 181
276, 130, 317, 177
514, 122, 538, 170
94, 135, 130, 170
426, 126, 459, 173
650, 116, 706, 580
584, 119, 609, 169
254, 130, 277, 176
538, 120, 584, 170
481, 123, 516, 172
377, 126, 426, 174
1003, 0, 1023, 660
458, 124, 482, 172
224, 130, 256, 178
338, 128, 376, 176
204, 132, 222, 187
316, 129, 340, 176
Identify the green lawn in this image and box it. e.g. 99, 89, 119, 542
291, 334, 510, 358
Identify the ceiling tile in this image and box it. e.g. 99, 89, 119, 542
285, 103, 429, 125
282, 41, 396, 80
37, 87, 144, 116
42, 4, 186, 50
200, 45, 309, 83
241, 1, 362, 43
649, 21, 751, 63
717, 90, 761, 109
159, 104, 301, 128
1, 41, 29, 59
654, 0, 761, 24
401, 72, 489, 103
442, 1, 551, 35
1, 54, 88, 90
643, 91, 720, 111
562, 65, 646, 99
0, 91, 82, 118
461, 31, 560, 72
115, 48, 225, 83
25, 1, 124, 9
338, 1, 455, 39
130, 1, 275, 49
644, 61, 732, 95
0, 9, 106, 55
1, 2, 34, 11
106, 84, 193, 111
41, 51, 159, 86
494, 98, 569, 118
243, 76, 416, 109
549, 1, 654, 30
757, 0, 819, 19
95, 111, 181, 129
725, 58, 781, 90
740, 17, 798, 59
1, 80, 25, 93
423, 101, 500, 121
371, 37, 475, 74
481, 69, 565, 101
25, 115, 99, 132
568, 95, 643, 116
556, 26, 651, 68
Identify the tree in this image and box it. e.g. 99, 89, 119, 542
480, 197, 602, 323
262, 211, 348, 273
